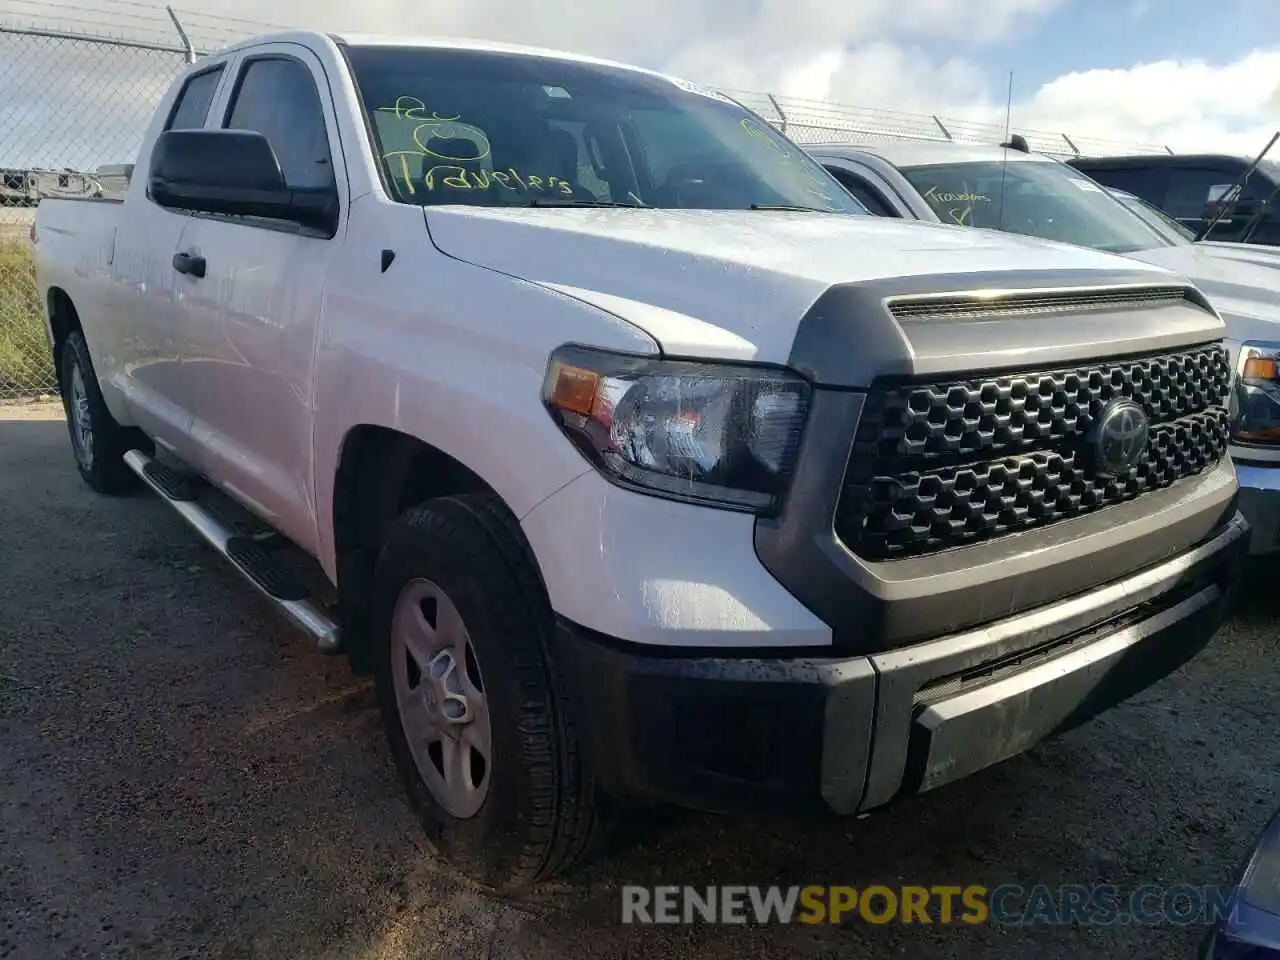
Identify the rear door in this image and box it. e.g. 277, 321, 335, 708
109, 62, 226, 457
171, 44, 347, 554
1164, 161, 1248, 240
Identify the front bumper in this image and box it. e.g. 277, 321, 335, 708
1236, 462, 1280, 555
553, 512, 1249, 816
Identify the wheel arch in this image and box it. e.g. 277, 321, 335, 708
330, 424, 548, 673
45, 286, 80, 376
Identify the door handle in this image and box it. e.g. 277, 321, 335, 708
172, 251, 206, 278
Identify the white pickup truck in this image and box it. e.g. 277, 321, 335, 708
32, 31, 1249, 888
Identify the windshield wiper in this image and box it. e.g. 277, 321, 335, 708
526, 198, 643, 208
749, 203, 829, 212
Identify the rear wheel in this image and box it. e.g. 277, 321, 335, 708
370, 493, 600, 889
58, 330, 148, 495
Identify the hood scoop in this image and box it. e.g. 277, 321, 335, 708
885, 284, 1199, 325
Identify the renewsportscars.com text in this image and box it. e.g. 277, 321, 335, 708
621, 884, 1237, 926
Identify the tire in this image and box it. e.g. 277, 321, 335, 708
370, 493, 600, 889
58, 330, 150, 496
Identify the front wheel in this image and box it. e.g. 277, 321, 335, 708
370, 493, 600, 889
58, 330, 149, 495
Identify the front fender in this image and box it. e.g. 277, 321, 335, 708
310, 239, 659, 581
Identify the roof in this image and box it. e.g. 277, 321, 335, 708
804, 140, 1057, 168
1067, 153, 1251, 166
210, 29, 675, 84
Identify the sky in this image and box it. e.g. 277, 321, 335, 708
2, 0, 1280, 171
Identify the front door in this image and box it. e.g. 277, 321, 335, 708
172, 45, 346, 554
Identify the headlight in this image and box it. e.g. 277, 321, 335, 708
1232, 341, 1280, 444
542, 345, 811, 512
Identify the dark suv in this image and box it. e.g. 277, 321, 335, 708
1067, 154, 1280, 246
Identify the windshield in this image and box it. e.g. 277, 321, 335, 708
1111, 191, 1195, 244
343, 46, 865, 214
898, 159, 1172, 253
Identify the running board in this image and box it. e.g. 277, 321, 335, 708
123, 449, 342, 653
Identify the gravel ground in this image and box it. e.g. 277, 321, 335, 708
2, 401, 1278, 960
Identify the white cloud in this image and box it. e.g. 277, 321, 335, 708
195, 0, 1062, 64
119, 0, 1059, 122
3, 0, 1280, 166
1011, 51, 1280, 154
710, 36, 1280, 158
232, 0, 1277, 157
771, 42, 993, 111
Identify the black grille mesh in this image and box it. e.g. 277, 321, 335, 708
837, 345, 1232, 560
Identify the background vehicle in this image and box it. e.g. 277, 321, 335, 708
1202, 807, 1280, 958
1108, 186, 1198, 242
31, 31, 1248, 889
1066, 153, 1280, 247
808, 140, 1280, 555
1106, 185, 1280, 270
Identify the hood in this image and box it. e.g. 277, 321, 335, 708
1197, 240, 1280, 268
1126, 242, 1280, 342
422, 207, 1212, 377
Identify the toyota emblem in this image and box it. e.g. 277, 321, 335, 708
1087, 399, 1150, 478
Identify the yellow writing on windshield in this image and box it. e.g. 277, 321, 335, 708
922, 185, 991, 204
429, 165, 574, 195
377, 95, 461, 123
377, 96, 506, 196
740, 116, 791, 157
410, 120, 491, 162
381, 157, 575, 197
803, 171, 842, 207
739, 117, 841, 208
921, 184, 991, 226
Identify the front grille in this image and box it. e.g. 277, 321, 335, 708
836, 344, 1232, 561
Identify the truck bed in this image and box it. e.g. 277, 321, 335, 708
32, 196, 125, 342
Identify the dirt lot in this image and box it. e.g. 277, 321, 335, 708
2, 402, 1278, 960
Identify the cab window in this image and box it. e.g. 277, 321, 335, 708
1165, 166, 1240, 220
224, 56, 334, 191
165, 66, 224, 131
825, 167, 897, 216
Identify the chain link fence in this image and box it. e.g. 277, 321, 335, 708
0, 178, 49, 402
0, 25, 194, 401
0, 16, 1173, 403
729, 90, 1171, 159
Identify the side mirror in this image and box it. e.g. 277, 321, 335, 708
148, 129, 337, 235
